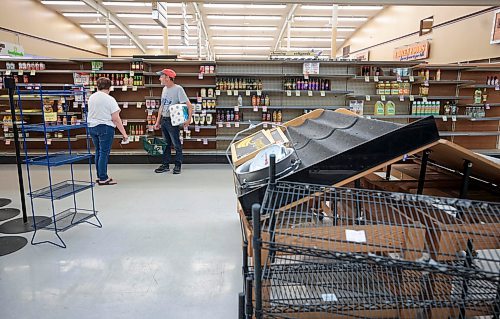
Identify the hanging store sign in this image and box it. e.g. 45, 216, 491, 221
393, 41, 430, 61
303, 62, 320, 75
491, 8, 500, 44
351, 50, 370, 61
0, 41, 24, 57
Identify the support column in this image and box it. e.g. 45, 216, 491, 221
417, 150, 431, 195
162, 27, 169, 55
330, 4, 339, 59
105, 14, 111, 58
459, 160, 473, 199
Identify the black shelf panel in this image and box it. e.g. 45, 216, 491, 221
25, 153, 92, 167
29, 180, 94, 200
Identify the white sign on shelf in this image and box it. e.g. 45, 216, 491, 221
245, 90, 251, 96
226, 122, 231, 128
216, 90, 221, 96
123, 102, 128, 109
235, 122, 240, 128
308, 90, 313, 97
410, 95, 415, 101
452, 115, 457, 122
399, 95, 405, 102
320, 91, 326, 97
374, 76, 379, 82
195, 125, 200, 132
409, 75, 415, 82
137, 102, 142, 108
253, 105, 258, 112
234, 90, 238, 96
122, 86, 127, 91
303, 62, 320, 75
73, 102, 78, 109
30, 70, 36, 76
263, 123, 268, 128
227, 90, 232, 96
218, 122, 223, 128
256, 90, 262, 96
122, 120, 128, 126
18, 70, 23, 75
198, 73, 203, 80
442, 116, 448, 122
345, 229, 367, 243
381, 95, 386, 102
364, 76, 370, 82
110, 86, 114, 91
295, 90, 300, 97
366, 95, 371, 101
234, 105, 239, 112
422, 97, 428, 103
5, 139, 11, 145
262, 105, 267, 112
286, 90, 291, 97
5, 70, 11, 75
203, 138, 208, 145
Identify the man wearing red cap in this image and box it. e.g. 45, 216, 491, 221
154, 68, 193, 174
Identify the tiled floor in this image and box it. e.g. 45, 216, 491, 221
0, 164, 242, 319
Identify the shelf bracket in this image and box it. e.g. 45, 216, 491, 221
417, 150, 431, 195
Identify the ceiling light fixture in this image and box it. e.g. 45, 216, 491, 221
212, 36, 274, 41
285, 38, 344, 42
117, 13, 193, 19
102, 2, 182, 7
81, 24, 117, 28
280, 47, 332, 51
129, 24, 180, 30
294, 16, 367, 22
204, 4, 286, 9
62, 12, 102, 17
301, 5, 383, 10
210, 26, 277, 31
291, 27, 355, 32
94, 34, 127, 39
214, 46, 271, 50
41, 1, 84, 5
206, 15, 281, 21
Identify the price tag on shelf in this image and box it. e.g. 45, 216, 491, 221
135, 136, 140, 142
234, 105, 239, 112
18, 70, 23, 75
295, 90, 300, 97
73, 102, 79, 109
422, 97, 428, 103
5, 70, 11, 75
132, 86, 137, 91
381, 95, 386, 102
122, 86, 127, 91
201, 110, 206, 115
234, 90, 238, 96
195, 125, 200, 132
180, 138, 184, 145
61, 97, 65, 103
46, 139, 52, 145
286, 90, 291, 97
235, 122, 240, 128
122, 120, 128, 126
215, 90, 221, 96
397, 74, 402, 82
123, 102, 128, 109
303, 73, 309, 80
5, 139, 11, 145
365, 95, 371, 101
245, 90, 251, 96
198, 73, 204, 80
424, 80, 429, 87
253, 105, 258, 112
452, 115, 457, 122
320, 91, 326, 97
442, 116, 448, 122
110, 86, 114, 91
203, 138, 208, 145
485, 104, 491, 109
218, 122, 223, 128
227, 90, 232, 96
364, 76, 370, 82
263, 123, 268, 128
30, 70, 36, 76
399, 95, 405, 102
137, 102, 142, 108
3, 126, 8, 132
495, 84, 499, 91
130, 71, 134, 76
308, 90, 313, 97
410, 95, 415, 101
409, 76, 415, 82
262, 105, 267, 112
197, 96, 202, 103
196, 138, 201, 142
374, 76, 379, 82
90, 86, 95, 91
256, 90, 262, 96
226, 122, 231, 128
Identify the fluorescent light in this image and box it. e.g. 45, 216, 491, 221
103, 2, 181, 7
294, 16, 367, 22
140, 35, 199, 40
206, 15, 281, 21
129, 25, 181, 30
110, 45, 136, 49
147, 45, 198, 50
210, 26, 277, 31
204, 4, 286, 9
63, 12, 102, 17
213, 36, 274, 41
340, 6, 383, 10
301, 5, 382, 10
94, 34, 127, 39
41, 1, 84, 5
81, 24, 116, 29
217, 54, 268, 59
291, 27, 355, 32
214, 46, 271, 50
117, 13, 193, 19
285, 38, 344, 42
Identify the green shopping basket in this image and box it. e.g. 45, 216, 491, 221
142, 136, 167, 156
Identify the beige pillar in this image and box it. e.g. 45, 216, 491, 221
330, 4, 338, 60
162, 27, 169, 54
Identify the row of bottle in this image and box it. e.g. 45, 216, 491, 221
11, 62, 46, 71
131, 61, 144, 71
374, 101, 396, 116
465, 106, 486, 118
128, 125, 145, 136
283, 78, 330, 91
474, 88, 488, 104
145, 99, 160, 109
410, 101, 445, 116
250, 94, 270, 107
262, 110, 283, 123
485, 76, 499, 86
216, 110, 241, 123
146, 114, 157, 125
89, 74, 144, 86
417, 69, 437, 81
192, 113, 214, 125
201, 99, 216, 109
216, 78, 263, 91
376, 81, 411, 95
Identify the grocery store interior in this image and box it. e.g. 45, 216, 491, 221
0, 1, 499, 319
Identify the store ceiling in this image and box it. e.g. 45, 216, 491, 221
38, 1, 498, 59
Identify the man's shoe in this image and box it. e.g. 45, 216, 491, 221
173, 165, 181, 174
155, 164, 170, 173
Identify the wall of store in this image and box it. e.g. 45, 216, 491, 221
338, 6, 500, 63
0, 0, 105, 58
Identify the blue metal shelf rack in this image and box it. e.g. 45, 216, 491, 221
16, 85, 102, 248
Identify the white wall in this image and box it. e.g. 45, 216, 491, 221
339, 6, 500, 63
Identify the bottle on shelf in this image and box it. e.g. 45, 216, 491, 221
474, 88, 482, 104
436, 69, 441, 81
237, 95, 243, 107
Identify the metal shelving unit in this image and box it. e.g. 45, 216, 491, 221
16, 86, 102, 248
